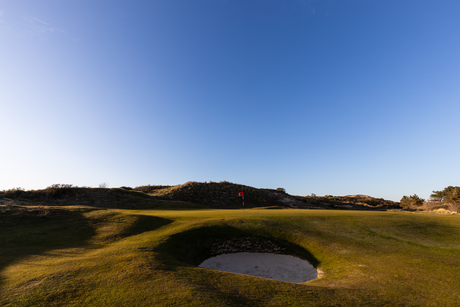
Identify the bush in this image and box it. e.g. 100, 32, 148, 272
43, 184, 76, 199
400, 194, 424, 210
4, 187, 25, 198
134, 185, 172, 193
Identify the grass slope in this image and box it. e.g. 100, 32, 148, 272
1, 201, 460, 306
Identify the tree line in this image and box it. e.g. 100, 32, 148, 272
400, 186, 460, 213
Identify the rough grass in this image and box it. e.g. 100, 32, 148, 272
1, 205, 459, 306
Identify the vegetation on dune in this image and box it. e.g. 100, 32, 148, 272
298, 194, 400, 210
401, 186, 460, 213
134, 181, 287, 208
0, 184, 161, 209
2, 183, 459, 213
133, 181, 400, 210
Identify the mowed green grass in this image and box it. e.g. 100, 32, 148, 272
1, 205, 460, 306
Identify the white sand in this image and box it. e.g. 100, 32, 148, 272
199, 252, 317, 283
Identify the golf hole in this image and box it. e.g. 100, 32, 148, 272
199, 252, 318, 283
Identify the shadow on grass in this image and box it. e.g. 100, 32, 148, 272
114, 213, 173, 239
0, 206, 97, 291
0, 205, 172, 293
155, 225, 320, 268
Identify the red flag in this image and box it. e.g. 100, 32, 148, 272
238, 192, 244, 197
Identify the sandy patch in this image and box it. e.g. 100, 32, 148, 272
199, 252, 317, 283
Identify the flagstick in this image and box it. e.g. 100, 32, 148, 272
239, 189, 245, 210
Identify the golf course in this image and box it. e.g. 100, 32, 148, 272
1, 186, 460, 306
3, 1, 459, 305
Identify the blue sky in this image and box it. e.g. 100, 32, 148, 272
1, 0, 459, 201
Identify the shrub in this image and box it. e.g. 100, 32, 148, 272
47, 184, 74, 189
44, 184, 76, 199
400, 194, 424, 209
4, 187, 25, 198
134, 185, 172, 193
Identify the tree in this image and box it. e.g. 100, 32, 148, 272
400, 194, 424, 209
431, 186, 460, 204
431, 186, 460, 213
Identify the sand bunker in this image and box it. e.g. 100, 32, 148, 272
199, 252, 317, 283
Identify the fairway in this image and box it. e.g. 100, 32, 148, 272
1, 206, 460, 306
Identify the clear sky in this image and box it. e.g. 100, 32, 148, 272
1, 0, 459, 201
